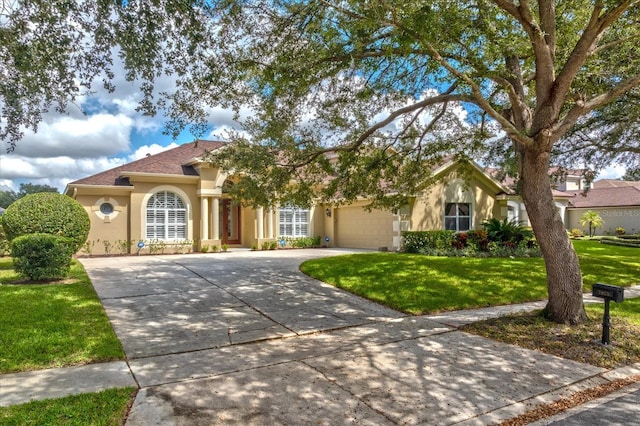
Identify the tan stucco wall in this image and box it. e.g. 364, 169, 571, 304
567, 207, 640, 235
77, 193, 130, 255
410, 170, 499, 232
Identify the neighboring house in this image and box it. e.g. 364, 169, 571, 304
565, 180, 640, 235
64, 140, 638, 254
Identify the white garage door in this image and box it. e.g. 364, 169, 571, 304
335, 206, 394, 249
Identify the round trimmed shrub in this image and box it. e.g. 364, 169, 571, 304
2, 193, 89, 251
11, 233, 76, 280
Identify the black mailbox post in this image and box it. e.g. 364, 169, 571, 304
592, 283, 625, 345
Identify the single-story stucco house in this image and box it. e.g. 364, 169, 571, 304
565, 179, 640, 235
64, 140, 638, 254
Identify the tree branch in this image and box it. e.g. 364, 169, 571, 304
283, 89, 469, 169
553, 74, 640, 138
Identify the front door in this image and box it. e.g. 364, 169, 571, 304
221, 199, 241, 245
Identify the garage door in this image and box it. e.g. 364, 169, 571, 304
335, 206, 394, 249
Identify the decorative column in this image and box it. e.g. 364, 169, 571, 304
256, 206, 264, 239
212, 198, 220, 240
201, 197, 209, 240
265, 208, 272, 239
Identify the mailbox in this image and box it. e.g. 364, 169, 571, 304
592, 283, 624, 303
592, 283, 625, 345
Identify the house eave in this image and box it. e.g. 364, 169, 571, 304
120, 172, 200, 184
64, 184, 135, 197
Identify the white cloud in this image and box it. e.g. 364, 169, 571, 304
597, 163, 626, 180
11, 113, 134, 158
129, 143, 180, 161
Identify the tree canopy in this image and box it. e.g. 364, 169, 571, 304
2, 0, 640, 323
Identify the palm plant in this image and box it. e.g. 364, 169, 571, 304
579, 211, 604, 237
482, 218, 533, 244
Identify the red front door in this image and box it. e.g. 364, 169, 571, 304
221, 199, 241, 244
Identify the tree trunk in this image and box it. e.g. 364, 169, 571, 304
519, 147, 587, 324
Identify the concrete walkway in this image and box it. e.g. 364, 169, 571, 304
1, 249, 639, 425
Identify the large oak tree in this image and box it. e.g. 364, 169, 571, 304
1, 1, 639, 323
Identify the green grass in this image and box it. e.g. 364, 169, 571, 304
573, 240, 640, 287
586, 295, 640, 326
0, 257, 125, 373
300, 240, 639, 315
0, 387, 136, 426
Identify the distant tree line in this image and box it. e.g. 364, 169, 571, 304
0, 184, 58, 209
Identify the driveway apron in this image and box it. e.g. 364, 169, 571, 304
81, 249, 610, 425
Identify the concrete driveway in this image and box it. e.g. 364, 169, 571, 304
81, 249, 612, 425
86, 248, 402, 359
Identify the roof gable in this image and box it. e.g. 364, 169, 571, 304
69, 140, 226, 187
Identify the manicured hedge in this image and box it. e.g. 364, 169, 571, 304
2, 193, 89, 252
600, 236, 640, 248
11, 234, 76, 280
402, 231, 455, 253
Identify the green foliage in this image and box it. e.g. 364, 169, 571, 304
1, 193, 89, 251
570, 228, 584, 238
599, 236, 640, 248
401, 231, 455, 253
0, 183, 58, 208
402, 221, 538, 258
482, 218, 534, 244
281, 236, 322, 248
11, 234, 75, 280
0, 222, 10, 256
579, 210, 605, 237
0, 387, 136, 426
622, 168, 640, 181
148, 239, 167, 254
0, 191, 17, 209
201, 244, 210, 253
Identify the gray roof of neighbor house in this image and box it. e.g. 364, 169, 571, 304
593, 179, 640, 189
568, 183, 640, 208
68, 140, 227, 187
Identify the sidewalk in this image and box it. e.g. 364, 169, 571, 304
2, 281, 639, 425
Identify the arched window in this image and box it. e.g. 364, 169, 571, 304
146, 191, 187, 240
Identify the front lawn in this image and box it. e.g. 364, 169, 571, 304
300, 240, 639, 315
0, 387, 136, 426
0, 257, 125, 373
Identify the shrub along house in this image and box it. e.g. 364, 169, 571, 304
66, 140, 587, 255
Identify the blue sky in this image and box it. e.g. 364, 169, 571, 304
0, 71, 244, 193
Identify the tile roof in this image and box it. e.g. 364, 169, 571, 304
69, 140, 227, 186
568, 185, 640, 208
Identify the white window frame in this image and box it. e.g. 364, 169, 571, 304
444, 202, 471, 232
279, 206, 309, 237
146, 191, 187, 240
